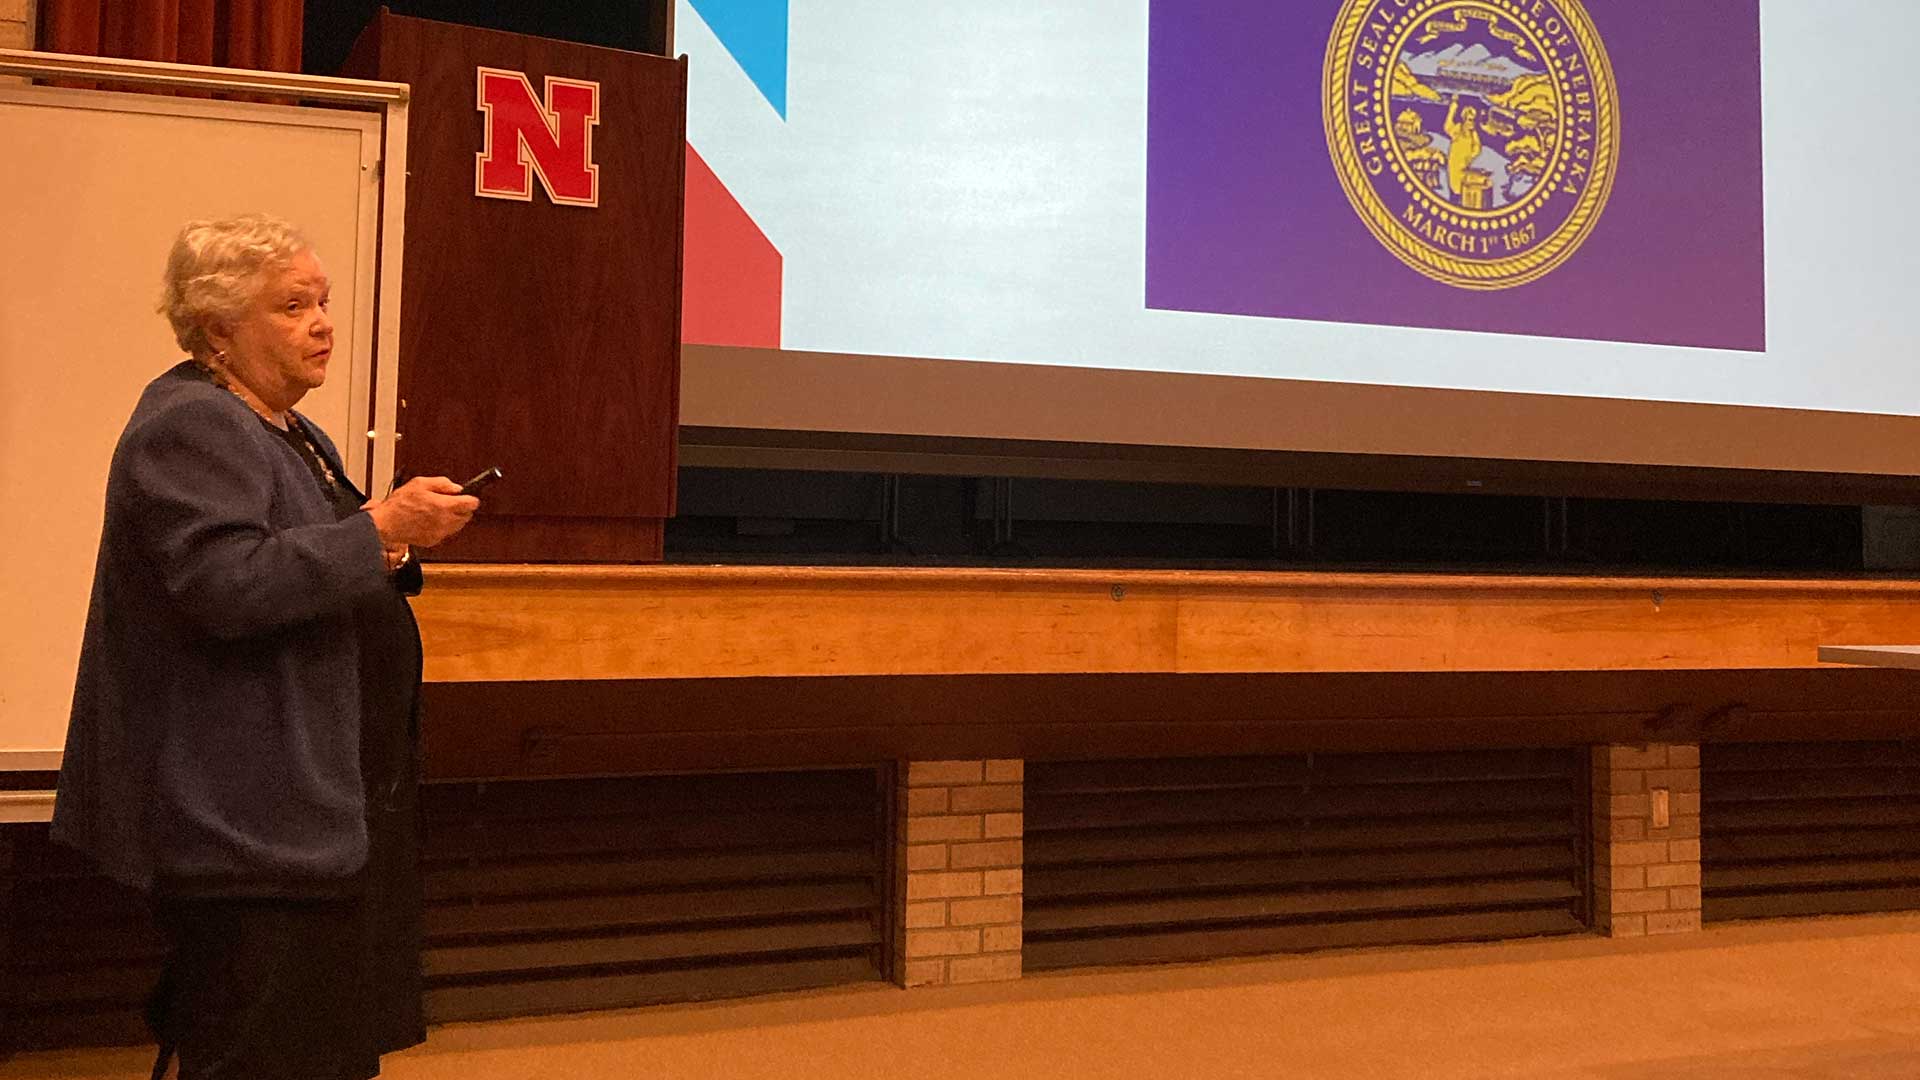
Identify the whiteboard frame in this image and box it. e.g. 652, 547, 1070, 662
0, 51, 411, 789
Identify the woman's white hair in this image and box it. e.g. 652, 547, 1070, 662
158, 214, 313, 359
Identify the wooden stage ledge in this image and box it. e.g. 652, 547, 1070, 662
413, 566, 1920, 683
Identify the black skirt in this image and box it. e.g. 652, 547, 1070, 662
147, 725, 425, 1080
149, 893, 385, 1080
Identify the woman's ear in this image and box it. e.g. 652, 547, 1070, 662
203, 320, 234, 358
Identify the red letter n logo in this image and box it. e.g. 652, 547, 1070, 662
475, 67, 601, 208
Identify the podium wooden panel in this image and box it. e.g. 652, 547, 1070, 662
346, 14, 685, 561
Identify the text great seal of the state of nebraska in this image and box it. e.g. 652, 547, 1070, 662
1324, 0, 1620, 290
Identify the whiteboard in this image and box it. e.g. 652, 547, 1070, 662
0, 85, 386, 763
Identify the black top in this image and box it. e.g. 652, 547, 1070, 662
267, 417, 362, 519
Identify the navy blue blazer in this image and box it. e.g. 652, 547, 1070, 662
54, 361, 399, 892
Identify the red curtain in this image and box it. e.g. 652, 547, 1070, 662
40, 0, 304, 72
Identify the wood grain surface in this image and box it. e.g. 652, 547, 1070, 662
413, 565, 1920, 682
354, 13, 684, 560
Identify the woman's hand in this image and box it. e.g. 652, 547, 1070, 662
364, 477, 479, 550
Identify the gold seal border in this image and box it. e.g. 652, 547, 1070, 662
1382, 1, 1568, 227
1323, 0, 1620, 292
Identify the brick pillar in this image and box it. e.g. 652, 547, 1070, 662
894, 759, 1023, 987
1591, 743, 1702, 936
0, 0, 35, 50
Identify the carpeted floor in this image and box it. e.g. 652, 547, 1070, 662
8, 914, 1920, 1079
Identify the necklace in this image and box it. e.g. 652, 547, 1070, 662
194, 357, 342, 490
194, 356, 285, 426
284, 414, 344, 489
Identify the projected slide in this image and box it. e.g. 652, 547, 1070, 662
1151, 0, 1764, 351
676, 1, 1911, 418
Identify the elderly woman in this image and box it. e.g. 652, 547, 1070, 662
52, 215, 477, 1080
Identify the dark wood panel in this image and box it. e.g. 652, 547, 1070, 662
1030, 879, 1582, 934
425, 953, 880, 1024
1704, 829, 1920, 863
425, 917, 879, 977
1705, 741, 1920, 772
5, 960, 160, 1007
427, 515, 665, 563
1027, 748, 1577, 793
0, 771, 59, 792
1029, 755, 1324, 793
1027, 779, 1577, 831
1702, 741, 1920, 923
3, 825, 162, 1055
9, 829, 110, 876
1248, 748, 1580, 786
0, 827, 13, 1055
1705, 769, 1920, 803
1025, 907, 1587, 970
426, 881, 877, 938
356, 12, 684, 558
5, 1005, 151, 1052
418, 667, 1920, 779
1705, 799, 1920, 831
1028, 813, 1579, 865
1022, 752, 1588, 970
2, 767, 887, 1052
423, 847, 877, 901
1028, 844, 1579, 899
8, 865, 161, 963
416, 770, 886, 1020
11, 878, 164, 925
9, 914, 164, 964
422, 807, 874, 861
1705, 886, 1920, 922
1705, 859, 1920, 891
424, 770, 878, 820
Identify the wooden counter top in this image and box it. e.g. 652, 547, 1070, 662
412, 565, 1920, 683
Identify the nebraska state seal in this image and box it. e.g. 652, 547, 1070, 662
1324, 0, 1619, 290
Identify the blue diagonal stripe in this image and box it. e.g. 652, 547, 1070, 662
688, 0, 788, 119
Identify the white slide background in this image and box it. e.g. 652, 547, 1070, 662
678, 1, 1918, 418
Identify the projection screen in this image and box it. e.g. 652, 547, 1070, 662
673, 0, 1920, 476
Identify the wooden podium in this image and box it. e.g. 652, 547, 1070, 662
347, 14, 686, 561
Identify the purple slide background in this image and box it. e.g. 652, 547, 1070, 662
1145, 1, 1767, 351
